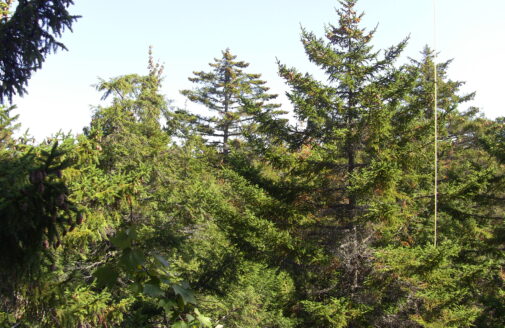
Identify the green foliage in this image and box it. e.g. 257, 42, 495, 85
301, 297, 363, 328
0, 107, 81, 299
94, 227, 211, 327
2, 1, 505, 327
375, 243, 486, 327
180, 48, 284, 155
0, 0, 79, 103
202, 262, 297, 328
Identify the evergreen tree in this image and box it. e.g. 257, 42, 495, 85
269, 1, 474, 326
3, 1, 505, 326
88, 48, 169, 173
180, 48, 282, 155
0, 0, 79, 103
278, 0, 410, 220
0, 107, 82, 323
276, 0, 408, 291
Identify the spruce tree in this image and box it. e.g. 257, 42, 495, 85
274, 0, 416, 325
278, 0, 408, 219
181, 49, 282, 155
0, 0, 79, 103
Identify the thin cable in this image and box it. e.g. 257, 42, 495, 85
433, 0, 438, 247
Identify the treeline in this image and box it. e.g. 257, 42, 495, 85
1, 0, 505, 327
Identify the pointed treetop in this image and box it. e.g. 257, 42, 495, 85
180, 49, 282, 155
148, 46, 165, 80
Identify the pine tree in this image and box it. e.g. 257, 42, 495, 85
181, 48, 282, 156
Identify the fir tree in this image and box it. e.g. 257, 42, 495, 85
181, 48, 282, 155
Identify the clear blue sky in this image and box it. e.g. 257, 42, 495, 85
10, 0, 505, 140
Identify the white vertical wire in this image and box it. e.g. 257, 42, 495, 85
433, 0, 438, 247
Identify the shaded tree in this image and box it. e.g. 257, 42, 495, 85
0, 0, 79, 103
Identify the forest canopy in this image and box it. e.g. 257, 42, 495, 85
1, 0, 504, 327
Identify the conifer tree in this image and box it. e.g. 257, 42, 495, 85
181, 49, 282, 155
0, 107, 82, 320
395, 49, 505, 328
273, 0, 416, 325
87, 48, 169, 173
278, 0, 408, 219
0, 0, 78, 103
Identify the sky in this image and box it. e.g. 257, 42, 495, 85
9, 0, 505, 141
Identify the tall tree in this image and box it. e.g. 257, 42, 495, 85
378, 48, 505, 328
273, 0, 419, 325
278, 0, 408, 219
181, 48, 282, 156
